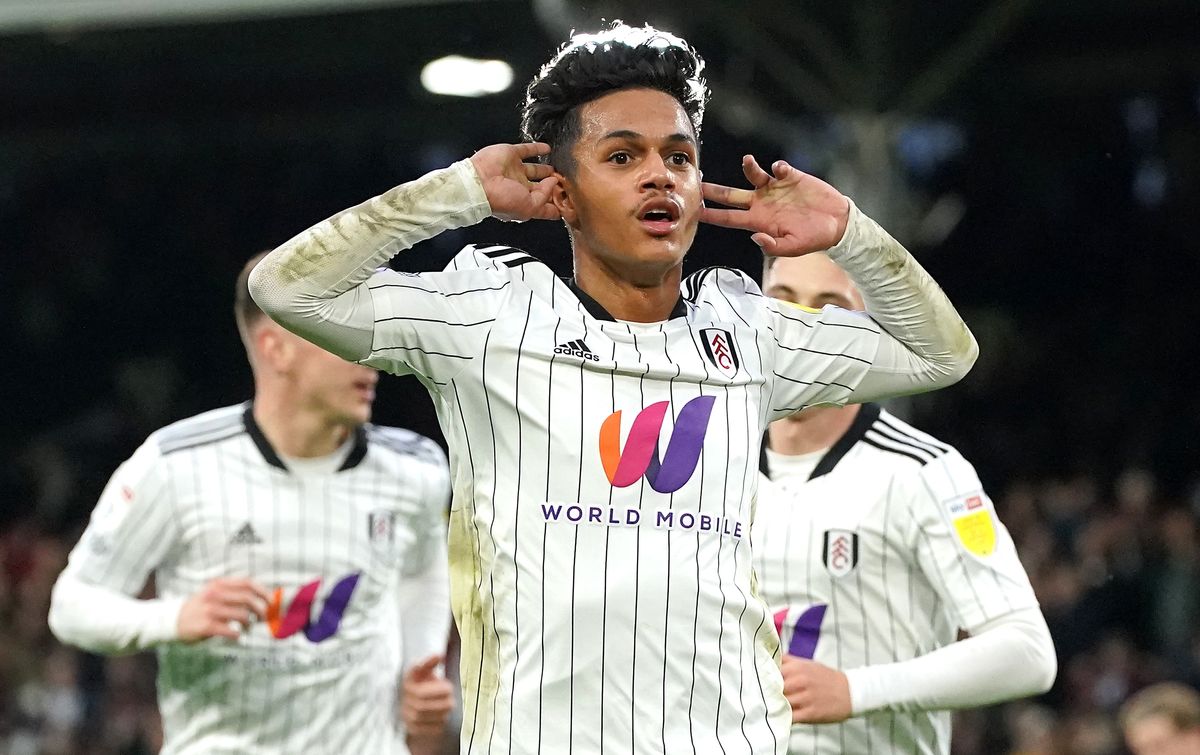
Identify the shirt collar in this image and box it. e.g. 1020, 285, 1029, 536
566, 278, 688, 322
242, 403, 368, 473
761, 403, 881, 482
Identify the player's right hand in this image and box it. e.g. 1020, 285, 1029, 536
469, 142, 561, 222
176, 577, 271, 642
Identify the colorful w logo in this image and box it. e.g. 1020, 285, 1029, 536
267, 572, 360, 643
598, 395, 715, 494
773, 604, 827, 659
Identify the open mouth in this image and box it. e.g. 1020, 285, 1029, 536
637, 198, 681, 236
352, 378, 376, 399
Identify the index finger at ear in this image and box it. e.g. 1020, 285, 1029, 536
515, 141, 551, 159
524, 162, 555, 180
702, 182, 753, 209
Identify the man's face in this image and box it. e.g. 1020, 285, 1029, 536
1126, 716, 1200, 755
762, 253, 864, 312
273, 325, 378, 426
556, 87, 702, 285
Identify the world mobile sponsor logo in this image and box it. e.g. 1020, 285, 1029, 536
540, 503, 744, 540
598, 395, 715, 494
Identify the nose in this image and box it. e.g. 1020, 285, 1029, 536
639, 152, 675, 192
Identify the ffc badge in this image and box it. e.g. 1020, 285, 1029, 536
700, 328, 740, 379
822, 529, 859, 577
368, 510, 399, 563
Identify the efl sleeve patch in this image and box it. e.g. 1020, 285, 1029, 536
948, 494, 996, 557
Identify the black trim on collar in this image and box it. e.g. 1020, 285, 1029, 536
760, 403, 882, 482
807, 403, 881, 481
242, 404, 369, 473
338, 426, 369, 471
243, 403, 287, 471
566, 278, 688, 322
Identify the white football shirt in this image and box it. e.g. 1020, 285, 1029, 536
356, 245, 890, 755
752, 404, 1040, 755
53, 404, 451, 755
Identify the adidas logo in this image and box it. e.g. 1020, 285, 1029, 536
229, 522, 263, 546
554, 339, 599, 361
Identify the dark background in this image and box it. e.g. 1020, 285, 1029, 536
2, 2, 1198, 753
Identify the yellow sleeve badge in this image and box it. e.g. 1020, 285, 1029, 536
949, 494, 997, 557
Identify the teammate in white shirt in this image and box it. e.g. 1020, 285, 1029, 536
48, 253, 456, 755
753, 252, 1056, 754
249, 22, 979, 755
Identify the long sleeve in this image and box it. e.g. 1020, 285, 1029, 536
49, 577, 184, 655
248, 159, 492, 362
397, 439, 453, 669
48, 441, 185, 654
396, 535, 451, 671
825, 200, 979, 401
844, 607, 1057, 714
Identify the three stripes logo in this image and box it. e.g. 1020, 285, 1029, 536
598, 396, 715, 494
228, 522, 262, 546
554, 339, 599, 362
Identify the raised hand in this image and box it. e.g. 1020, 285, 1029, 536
701, 155, 850, 256
176, 577, 270, 642
401, 654, 455, 738
780, 654, 853, 724
469, 142, 561, 223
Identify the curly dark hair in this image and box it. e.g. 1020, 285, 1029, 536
521, 21, 709, 176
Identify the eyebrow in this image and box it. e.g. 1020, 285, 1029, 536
600, 129, 696, 146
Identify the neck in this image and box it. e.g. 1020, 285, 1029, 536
768, 404, 861, 456
252, 388, 352, 459
572, 252, 682, 322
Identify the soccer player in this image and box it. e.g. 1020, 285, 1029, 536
48, 253, 456, 755
249, 22, 979, 755
753, 251, 1057, 753
1121, 682, 1200, 755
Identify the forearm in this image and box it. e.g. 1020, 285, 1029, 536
826, 201, 978, 398
398, 552, 451, 668
248, 159, 492, 361
49, 574, 184, 655
844, 607, 1057, 714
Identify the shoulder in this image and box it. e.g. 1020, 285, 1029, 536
859, 410, 985, 508
440, 243, 547, 284
364, 424, 448, 469
858, 408, 956, 473
151, 403, 248, 457
683, 266, 765, 314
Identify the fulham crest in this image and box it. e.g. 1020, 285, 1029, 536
822, 529, 859, 577
700, 328, 740, 379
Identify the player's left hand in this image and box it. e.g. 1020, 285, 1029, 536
780, 654, 853, 723
401, 654, 455, 738
701, 155, 850, 257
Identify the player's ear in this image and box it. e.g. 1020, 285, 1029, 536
256, 325, 292, 373
552, 174, 578, 227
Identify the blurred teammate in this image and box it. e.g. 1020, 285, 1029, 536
249, 22, 979, 755
48, 253, 455, 755
753, 252, 1056, 754
1121, 682, 1200, 755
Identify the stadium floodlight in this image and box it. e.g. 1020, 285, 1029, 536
420, 55, 514, 97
